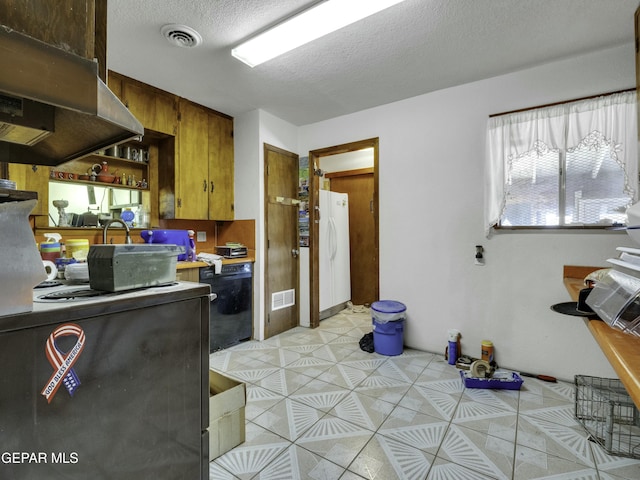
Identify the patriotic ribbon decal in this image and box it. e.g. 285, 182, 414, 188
41, 323, 86, 403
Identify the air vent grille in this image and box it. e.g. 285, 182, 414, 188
160, 24, 202, 48
272, 289, 295, 311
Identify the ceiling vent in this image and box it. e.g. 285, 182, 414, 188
160, 24, 202, 48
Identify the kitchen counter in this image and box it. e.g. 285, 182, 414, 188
176, 255, 254, 282
177, 261, 209, 270
1, 281, 210, 479
564, 265, 640, 409
176, 252, 255, 270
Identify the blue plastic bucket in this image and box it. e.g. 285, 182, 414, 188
371, 300, 406, 356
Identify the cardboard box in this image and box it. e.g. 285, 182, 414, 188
208, 370, 246, 460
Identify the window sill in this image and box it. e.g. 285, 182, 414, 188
494, 225, 626, 231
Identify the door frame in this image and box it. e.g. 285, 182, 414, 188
309, 138, 379, 328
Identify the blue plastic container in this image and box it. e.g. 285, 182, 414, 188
371, 300, 406, 356
140, 229, 190, 261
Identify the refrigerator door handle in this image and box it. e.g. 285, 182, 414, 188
329, 217, 338, 261
324, 216, 331, 259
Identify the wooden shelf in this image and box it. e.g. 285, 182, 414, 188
564, 265, 640, 409
52, 153, 150, 190
90, 154, 147, 167
50, 178, 148, 191
61, 153, 149, 171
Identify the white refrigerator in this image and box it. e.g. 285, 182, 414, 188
319, 189, 351, 316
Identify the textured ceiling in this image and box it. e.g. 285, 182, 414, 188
107, 0, 638, 126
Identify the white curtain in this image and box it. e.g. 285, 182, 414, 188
484, 91, 637, 236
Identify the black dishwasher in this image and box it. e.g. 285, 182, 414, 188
199, 262, 253, 352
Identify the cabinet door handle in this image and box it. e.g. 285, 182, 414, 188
203, 179, 207, 192
210, 181, 214, 193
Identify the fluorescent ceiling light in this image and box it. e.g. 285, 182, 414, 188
231, 0, 406, 67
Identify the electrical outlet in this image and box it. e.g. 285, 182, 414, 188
196, 231, 206, 242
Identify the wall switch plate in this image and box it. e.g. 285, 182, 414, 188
196, 231, 206, 242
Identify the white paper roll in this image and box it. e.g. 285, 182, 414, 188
42, 260, 57, 281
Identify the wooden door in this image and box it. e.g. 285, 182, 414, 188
177, 100, 209, 219
264, 144, 299, 338
330, 171, 378, 305
208, 113, 235, 220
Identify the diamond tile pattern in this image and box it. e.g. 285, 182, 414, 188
209, 307, 640, 479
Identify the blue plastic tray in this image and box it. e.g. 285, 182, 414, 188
460, 370, 523, 390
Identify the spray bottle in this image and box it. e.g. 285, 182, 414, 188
187, 230, 196, 262
447, 329, 460, 365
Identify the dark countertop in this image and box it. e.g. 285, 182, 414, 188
0, 187, 38, 202
1, 281, 211, 334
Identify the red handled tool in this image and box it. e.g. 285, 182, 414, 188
519, 371, 557, 383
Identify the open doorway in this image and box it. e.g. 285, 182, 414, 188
309, 138, 379, 328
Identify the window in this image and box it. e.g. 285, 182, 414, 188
485, 91, 637, 234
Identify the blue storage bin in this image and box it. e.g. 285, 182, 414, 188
371, 300, 406, 356
460, 370, 523, 390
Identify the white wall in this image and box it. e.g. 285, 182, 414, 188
321, 148, 374, 174
295, 43, 636, 381
233, 110, 263, 339
234, 109, 298, 341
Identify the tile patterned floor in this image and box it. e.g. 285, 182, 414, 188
209, 307, 640, 479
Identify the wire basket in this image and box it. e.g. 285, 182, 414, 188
574, 375, 640, 458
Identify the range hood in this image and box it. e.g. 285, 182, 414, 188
0, 26, 143, 167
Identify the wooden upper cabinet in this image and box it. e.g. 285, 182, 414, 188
108, 72, 178, 136
123, 80, 178, 136
107, 71, 124, 100
105, 73, 234, 221
7, 164, 49, 217
173, 100, 234, 221
208, 113, 234, 220
177, 99, 209, 220
0, 0, 106, 79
